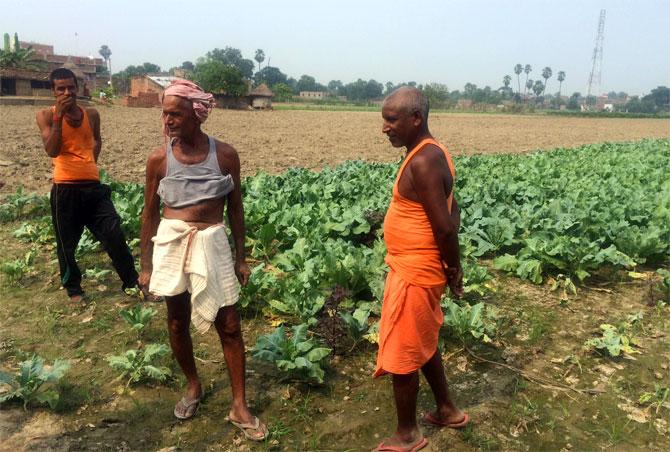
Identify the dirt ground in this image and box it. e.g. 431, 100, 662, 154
1, 104, 669, 194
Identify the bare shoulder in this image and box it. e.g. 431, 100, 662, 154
411, 143, 447, 171
85, 107, 100, 119
146, 145, 167, 175
35, 108, 51, 123
147, 146, 167, 165
213, 138, 240, 174
213, 138, 238, 159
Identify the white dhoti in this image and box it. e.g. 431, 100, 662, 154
149, 218, 240, 334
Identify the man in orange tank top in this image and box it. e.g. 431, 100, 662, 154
373, 87, 467, 452
35, 68, 139, 303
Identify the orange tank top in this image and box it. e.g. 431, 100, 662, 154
51, 107, 100, 183
383, 138, 456, 288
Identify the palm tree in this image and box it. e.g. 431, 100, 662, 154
533, 80, 545, 103
502, 75, 512, 100
523, 64, 532, 98
514, 64, 523, 96
541, 67, 552, 96
254, 49, 265, 74
557, 71, 566, 97
99, 45, 112, 87
524, 79, 534, 104
503, 75, 511, 88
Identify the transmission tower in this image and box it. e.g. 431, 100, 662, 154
586, 9, 606, 98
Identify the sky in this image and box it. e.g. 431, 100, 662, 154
1, 0, 668, 96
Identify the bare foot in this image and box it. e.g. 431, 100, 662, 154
69, 294, 85, 303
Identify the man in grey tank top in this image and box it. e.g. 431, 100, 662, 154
139, 80, 267, 441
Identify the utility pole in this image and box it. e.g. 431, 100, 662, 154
586, 9, 606, 103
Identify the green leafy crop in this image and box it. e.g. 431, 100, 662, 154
252, 324, 331, 384
0, 355, 70, 409
106, 343, 172, 386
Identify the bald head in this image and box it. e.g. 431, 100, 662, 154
383, 87, 430, 124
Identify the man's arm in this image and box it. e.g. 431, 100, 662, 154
410, 148, 463, 296
87, 108, 102, 162
138, 148, 165, 288
219, 143, 250, 286
35, 109, 63, 157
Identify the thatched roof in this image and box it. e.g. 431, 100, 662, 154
0, 68, 50, 81
249, 83, 273, 97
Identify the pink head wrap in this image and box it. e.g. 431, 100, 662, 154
162, 79, 215, 124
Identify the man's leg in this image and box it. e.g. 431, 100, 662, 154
166, 293, 202, 403
213, 306, 253, 420
86, 185, 138, 290
385, 371, 423, 446
421, 350, 466, 424
50, 184, 85, 299
214, 305, 266, 440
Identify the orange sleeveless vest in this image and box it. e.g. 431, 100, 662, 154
51, 107, 100, 183
383, 138, 456, 288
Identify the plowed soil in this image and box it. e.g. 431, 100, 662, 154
1, 104, 669, 193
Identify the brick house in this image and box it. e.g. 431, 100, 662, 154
123, 75, 180, 107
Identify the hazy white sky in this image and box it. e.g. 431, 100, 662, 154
2, 0, 668, 96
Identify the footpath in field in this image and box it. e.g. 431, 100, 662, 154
0, 139, 669, 450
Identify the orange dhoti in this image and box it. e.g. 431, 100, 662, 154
374, 268, 445, 377
374, 137, 456, 378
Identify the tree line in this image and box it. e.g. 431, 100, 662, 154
101, 44, 669, 114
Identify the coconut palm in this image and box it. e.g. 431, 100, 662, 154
541, 67, 552, 96
254, 49, 265, 74
514, 64, 523, 96
524, 78, 534, 104
533, 80, 545, 106
99, 45, 112, 87
503, 75, 511, 88
557, 71, 566, 97
523, 64, 532, 98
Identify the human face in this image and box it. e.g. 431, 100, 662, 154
52, 77, 78, 107
381, 98, 420, 148
162, 95, 198, 138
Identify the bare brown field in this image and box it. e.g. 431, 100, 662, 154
1, 104, 669, 193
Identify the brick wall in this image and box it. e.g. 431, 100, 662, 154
122, 92, 160, 108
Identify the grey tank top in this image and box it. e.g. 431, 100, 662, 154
157, 135, 234, 208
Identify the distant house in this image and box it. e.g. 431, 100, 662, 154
249, 83, 273, 109
0, 68, 51, 96
299, 91, 327, 100
19, 41, 104, 91
123, 75, 181, 107
457, 99, 473, 109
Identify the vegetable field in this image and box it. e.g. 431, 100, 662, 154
1, 139, 669, 450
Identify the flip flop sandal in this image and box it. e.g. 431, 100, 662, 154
374, 436, 428, 452
229, 416, 268, 442
173, 396, 201, 420
423, 411, 469, 429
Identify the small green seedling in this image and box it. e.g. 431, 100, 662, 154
119, 304, 157, 333
106, 343, 171, 386
0, 355, 70, 409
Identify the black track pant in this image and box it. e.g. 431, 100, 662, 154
50, 183, 138, 297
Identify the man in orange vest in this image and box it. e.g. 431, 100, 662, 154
36, 68, 138, 303
373, 87, 468, 452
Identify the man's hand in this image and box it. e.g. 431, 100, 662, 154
235, 260, 251, 287
54, 93, 75, 117
138, 270, 152, 292
445, 266, 464, 299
